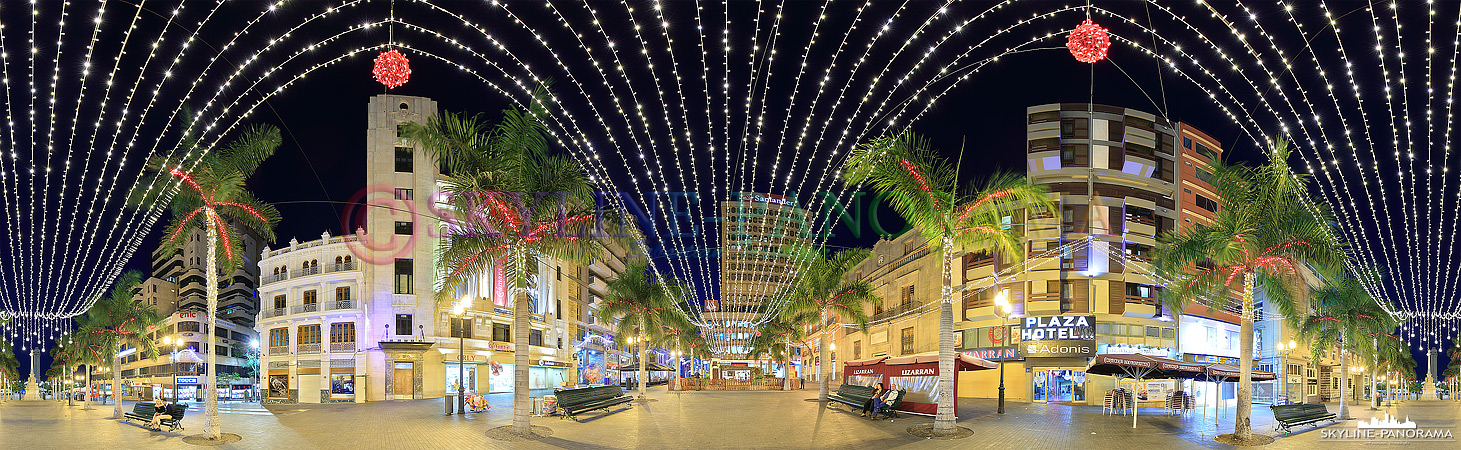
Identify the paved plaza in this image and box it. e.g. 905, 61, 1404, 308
2, 385, 1457, 449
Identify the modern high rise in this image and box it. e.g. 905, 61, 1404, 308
708, 193, 811, 363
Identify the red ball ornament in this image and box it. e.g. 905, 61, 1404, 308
373, 49, 412, 89
1067, 19, 1111, 64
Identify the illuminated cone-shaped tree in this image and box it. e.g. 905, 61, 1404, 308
134, 122, 282, 440
843, 132, 1050, 435
1287, 270, 1399, 419
408, 92, 609, 437
1155, 138, 1346, 442
598, 260, 686, 400
775, 246, 881, 405
74, 270, 164, 419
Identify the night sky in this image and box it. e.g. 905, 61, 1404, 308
2, 1, 1447, 381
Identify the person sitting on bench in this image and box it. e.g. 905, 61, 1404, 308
870, 383, 900, 420
860, 383, 888, 418
147, 400, 173, 431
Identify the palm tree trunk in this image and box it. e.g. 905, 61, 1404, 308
818, 308, 830, 403
204, 210, 222, 439
638, 317, 647, 399
784, 343, 792, 391
933, 235, 956, 434
512, 248, 532, 435
1338, 334, 1350, 419
112, 343, 122, 419
83, 364, 92, 410
1372, 337, 1379, 409
1234, 273, 1256, 440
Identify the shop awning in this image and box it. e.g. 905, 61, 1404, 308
882, 351, 997, 371
1084, 354, 1206, 380
843, 356, 887, 367
618, 363, 675, 372
1202, 364, 1276, 382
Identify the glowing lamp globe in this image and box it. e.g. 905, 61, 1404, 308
1067, 19, 1111, 63
373, 49, 412, 89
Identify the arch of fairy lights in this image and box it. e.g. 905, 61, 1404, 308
0, 0, 1454, 358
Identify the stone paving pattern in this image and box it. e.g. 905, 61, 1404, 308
1, 383, 1456, 449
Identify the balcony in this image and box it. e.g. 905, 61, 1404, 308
297, 343, 323, 354
324, 261, 358, 273
330, 342, 357, 353
325, 299, 357, 311
290, 266, 321, 278
262, 307, 287, 319
268, 346, 288, 356
261, 273, 288, 286
293, 303, 321, 314
871, 302, 924, 322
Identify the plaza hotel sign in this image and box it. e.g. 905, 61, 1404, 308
1019, 315, 1097, 358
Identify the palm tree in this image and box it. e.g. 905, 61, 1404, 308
842, 131, 1050, 434
413, 95, 606, 437
1155, 138, 1346, 442
74, 270, 164, 419
774, 246, 882, 404
133, 122, 282, 440
656, 310, 705, 391
0, 337, 17, 400
55, 332, 104, 410
746, 308, 813, 391
597, 260, 685, 400
1290, 272, 1398, 419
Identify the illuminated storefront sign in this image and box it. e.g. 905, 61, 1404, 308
1020, 340, 1096, 358
1020, 316, 1096, 341
1189, 354, 1240, 366
960, 347, 1019, 360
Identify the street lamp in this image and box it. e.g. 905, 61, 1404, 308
451, 297, 472, 415
1277, 340, 1296, 405
162, 336, 179, 403
249, 339, 259, 402
993, 289, 1019, 414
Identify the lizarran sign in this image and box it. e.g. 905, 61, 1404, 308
1019, 315, 1096, 341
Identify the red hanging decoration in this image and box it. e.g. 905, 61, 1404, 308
373, 49, 412, 89
1067, 19, 1111, 63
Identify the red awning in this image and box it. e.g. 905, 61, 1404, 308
843, 356, 888, 367
882, 351, 996, 371
1084, 354, 1206, 379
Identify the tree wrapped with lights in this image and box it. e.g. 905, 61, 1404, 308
656, 309, 709, 391
843, 131, 1050, 435
1156, 138, 1347, 443
773, 246, 880, 405
73, 270, 164, 419
409, 91, 613, 438
1288, 270, 1400, 419
0, 336, 17, 399
598, 260, 688, 400
745, 305, 814, 392
131, 121, 282, 441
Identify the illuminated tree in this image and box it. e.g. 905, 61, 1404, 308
1289, 270, 1398, 419
74, 270, 164, 419
746, 307, 814, 391
598, 260, 688, 399
774, 247, 880, 404
843, 131, 1050, 434
1156, 138, 1346, 442
133, 120, 282, 440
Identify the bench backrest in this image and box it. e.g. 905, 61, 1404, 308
133, 402, 157, 415
1271, 403, 1329, 420
837, 384, 875, 399
555, 385, 627, 406
886, 389, 906, 408
168, 404, 188, 418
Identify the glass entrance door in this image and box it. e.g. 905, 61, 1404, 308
1034, 369, 1086, 403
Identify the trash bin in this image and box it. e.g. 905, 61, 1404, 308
445, 394, 455, 414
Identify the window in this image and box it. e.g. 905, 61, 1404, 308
216, 345, 229, 356
179, 321, 201, 332
1194, 194, 1218, 213
303, 290, 317, 305
1195, 142, 1219, 161
901, 285, 915, 306
1060, 144, 1089, 167
556, 266, 561, 280
395, 314, 413, 336
394, 188, 413, 200
529, 329, 544, 346
299, 325, 321, 345
901, 327, 915, 354
450, 317, 473, 339
903, 239, 917, 256
215, 326, 230, 339
395, 146, 413, 172
269, 328, 288, 347
330, 322, 356, 343
556, 299, 563, 319
1146, 326, 1161, 338
1182, 137, 1192, 149
394, 259, 413, 294
493, 324, 511, 342
853, 340, 862, 360
394, 221, 413, 235
1060, 117, 1089, 139
1195, 168, 1215, 185
336, 286, 351, 301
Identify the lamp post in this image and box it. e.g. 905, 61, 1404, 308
451, 297, 472, 415
1277, 340, 1295, 405
1352, 366, 1364, 405
162, 336, 179, 403
993, 289, 1019, 414
249, 339, 259, 403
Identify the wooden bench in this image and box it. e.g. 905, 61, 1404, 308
121, 402, 188, 432
1270, 403, 1336, 434
554, 385, 633, 420
827, 385, 906, 420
